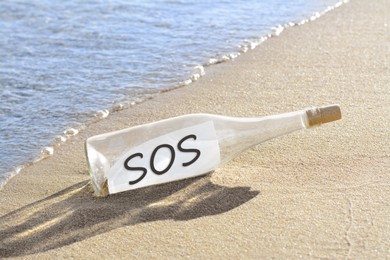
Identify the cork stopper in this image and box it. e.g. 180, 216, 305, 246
306, 104, 342, 127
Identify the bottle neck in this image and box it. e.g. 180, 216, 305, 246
216, 104, 342, 164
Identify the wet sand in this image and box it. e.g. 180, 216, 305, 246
1, 0, 389, 258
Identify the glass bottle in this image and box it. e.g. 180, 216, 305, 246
85, 105, 341, 196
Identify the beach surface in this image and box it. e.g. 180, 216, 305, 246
1, 0, 389, 258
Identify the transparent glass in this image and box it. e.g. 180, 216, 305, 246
85, 105, 341, 196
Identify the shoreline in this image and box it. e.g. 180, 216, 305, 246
1, 0, 389, 258
0, 0, 348, 189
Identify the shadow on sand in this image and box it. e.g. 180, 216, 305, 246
0, 175, 259, 258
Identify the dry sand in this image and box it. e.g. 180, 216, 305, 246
1, 0, 389, 258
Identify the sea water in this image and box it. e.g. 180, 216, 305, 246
0, 0, 342, 185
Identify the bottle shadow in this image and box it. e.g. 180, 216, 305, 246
0, 175, 259, 258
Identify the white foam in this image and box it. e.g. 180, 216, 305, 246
272, 25, 284, 36
221, 55, 230, 61
41, 146, 54, 157
64, 128, 79, 136
310, 12, 321, 21
194, 65, 205, 76
96, 109, 110, 119
183, 79, 193, 85
228, 52, 239, 59
208, 58, 218, 65
55, 135, 67, 143
190, 73, 201, 81
113, 103, 125, 112
240, 45, 249, 53
287, 22, 296, 27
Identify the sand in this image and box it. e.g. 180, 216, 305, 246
1, 0, 389, 258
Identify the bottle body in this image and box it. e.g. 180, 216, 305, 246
85, 105, 340, 196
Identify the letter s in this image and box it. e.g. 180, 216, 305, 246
178, 134, 201, 167
124, 153, 147, 185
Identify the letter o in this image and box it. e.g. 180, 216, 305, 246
150, 144, 175, 175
